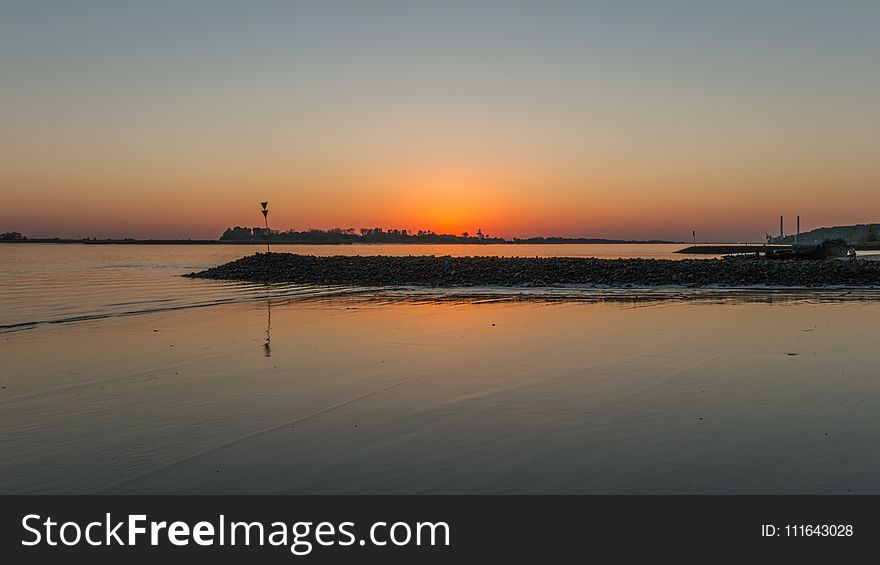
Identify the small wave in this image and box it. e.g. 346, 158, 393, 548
3, 281, 880, 334
359, 285, 880, 305
0, 283, 374, 333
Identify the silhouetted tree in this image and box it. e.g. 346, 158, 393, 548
217, 226, 507, 244
863, 225, 879, 243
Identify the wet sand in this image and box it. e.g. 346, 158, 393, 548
2, 295, 879, 494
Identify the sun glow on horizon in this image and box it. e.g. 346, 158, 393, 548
2, 3, 880, 242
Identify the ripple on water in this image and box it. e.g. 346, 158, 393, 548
2, 244, 880, 332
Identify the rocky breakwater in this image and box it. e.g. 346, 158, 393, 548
184, 253, 880, 288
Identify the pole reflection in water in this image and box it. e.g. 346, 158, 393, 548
263, 300, 271, 357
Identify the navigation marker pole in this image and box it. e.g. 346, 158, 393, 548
261, 201, 270, 253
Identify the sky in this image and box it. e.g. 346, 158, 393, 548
1, 0, 879, 241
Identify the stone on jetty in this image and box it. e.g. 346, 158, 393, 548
184, 253, 880, 288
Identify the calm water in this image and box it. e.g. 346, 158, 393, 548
1, 244, 879, 494
0, 242, 712, 329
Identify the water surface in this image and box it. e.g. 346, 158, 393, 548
0, 242, 851, 329
1, 244, 878, 494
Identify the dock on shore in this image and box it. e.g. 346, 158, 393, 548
675, 245, 789, 255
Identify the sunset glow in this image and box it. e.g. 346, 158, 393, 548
2, 1, 879, 241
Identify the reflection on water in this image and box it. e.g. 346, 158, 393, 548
2, 244, 879, 494
263, 300, 271, 357
3, 243, 880, 332
2, 296, 879, 494
1, 243, 727, 329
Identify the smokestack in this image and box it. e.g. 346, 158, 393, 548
796, 215, 800, 244
780, 216, 784, 239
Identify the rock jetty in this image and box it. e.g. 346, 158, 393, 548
184, 253, 880, 288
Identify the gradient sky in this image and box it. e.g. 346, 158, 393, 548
2, 1, 879, 241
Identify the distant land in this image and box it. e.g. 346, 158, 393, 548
218, 226, 677, 245
773, 223, 880, 245
0, 228, 677, 245
4, 224, 880, 247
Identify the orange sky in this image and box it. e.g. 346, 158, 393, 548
2, 3, 879, 241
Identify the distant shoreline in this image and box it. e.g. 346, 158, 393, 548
0, 239, 684, 245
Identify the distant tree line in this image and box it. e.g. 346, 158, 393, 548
0, 232, 26, 240
861, 225, 879, 243
219, 227, 676, 245
774, 223, 880, 245
220, 226, 506, 244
